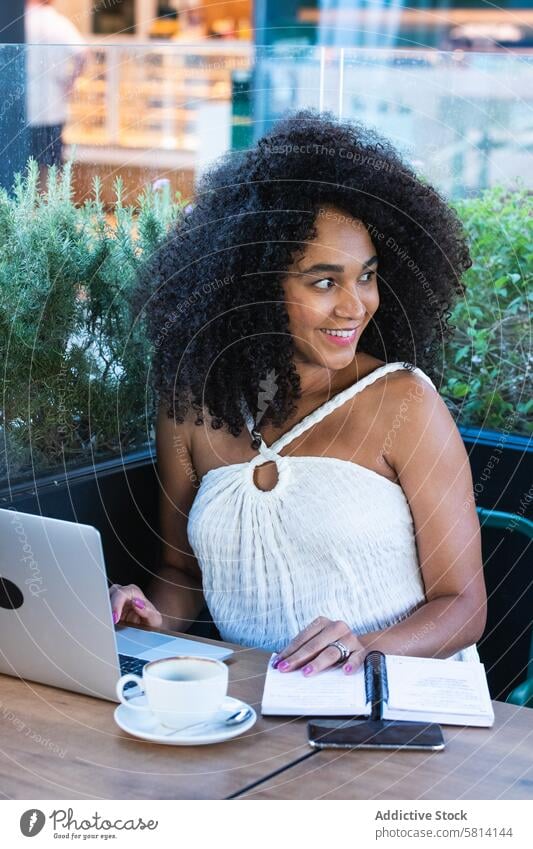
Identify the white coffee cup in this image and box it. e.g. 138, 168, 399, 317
116, 655, 228, 731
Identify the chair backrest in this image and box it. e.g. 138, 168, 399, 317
476, 507, 533, 702
477, 507, 533, 540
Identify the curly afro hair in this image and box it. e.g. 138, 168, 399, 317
135, 108, 471, 435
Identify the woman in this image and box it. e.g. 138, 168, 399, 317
111, 110, 486, 677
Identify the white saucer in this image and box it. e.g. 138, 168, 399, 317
114, 695, 257, 745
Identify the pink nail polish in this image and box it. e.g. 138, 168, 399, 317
278, 660, 290, 671
112, 610, 118, 624
302, 664, 313, 675
344, 663, 353, 674
133, 598, 145, 610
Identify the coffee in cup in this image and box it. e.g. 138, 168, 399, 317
116, 655, 228, 731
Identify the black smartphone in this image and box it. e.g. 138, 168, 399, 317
307, 718, 445, 751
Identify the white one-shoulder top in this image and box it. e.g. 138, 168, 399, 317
187, 362, 480, 662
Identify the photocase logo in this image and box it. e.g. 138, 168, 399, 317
20, 809, 46, 837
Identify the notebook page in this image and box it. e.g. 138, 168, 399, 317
385, 655, 490, 716
261, 654, 368, 715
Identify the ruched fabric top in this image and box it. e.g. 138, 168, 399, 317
187, 362, 480, 662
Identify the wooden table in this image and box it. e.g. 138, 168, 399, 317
0, 636, 309, 800
240, 701, 533, 800
1, 632, 532, 800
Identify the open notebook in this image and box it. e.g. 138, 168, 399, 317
262, 653, 495, 727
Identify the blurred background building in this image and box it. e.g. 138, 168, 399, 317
2, 1, 532, 200
43, 1, 533, 49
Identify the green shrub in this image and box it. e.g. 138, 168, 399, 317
443, 186, 532, 436
0, 160, 185, 484
0, 165, 530, 487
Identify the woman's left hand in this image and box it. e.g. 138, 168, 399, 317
272, 617, 366, 676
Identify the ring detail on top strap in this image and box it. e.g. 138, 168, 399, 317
251, 440, 280, 464
247, 442, 292, 495
328, 640, 350, 664
240, 398, 292, 495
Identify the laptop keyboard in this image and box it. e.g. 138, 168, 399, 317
119, 654, 148, 678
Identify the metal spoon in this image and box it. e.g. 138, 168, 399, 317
160, 706, 253, 737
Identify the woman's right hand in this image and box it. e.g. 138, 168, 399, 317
109, 583, 164, 629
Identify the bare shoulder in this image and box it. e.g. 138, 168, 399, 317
360, 363, 439, 420
383, 368, 452, 424
376, 368, 465, 467
379, 367, 438, 407
156, 399, 200, 455
185, 402, 247, 477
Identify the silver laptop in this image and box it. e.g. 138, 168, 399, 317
0, 507, 232, 701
